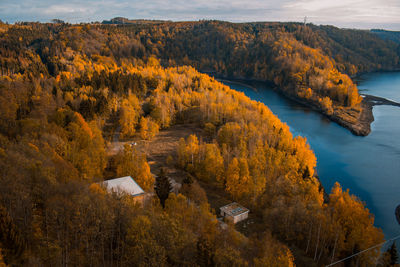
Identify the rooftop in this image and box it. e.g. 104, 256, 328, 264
220, 202, 249, 217
101, 176, 145, 197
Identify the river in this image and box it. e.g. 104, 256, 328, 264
221, 72, 400, 241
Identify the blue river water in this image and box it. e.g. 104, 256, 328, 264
221, 72, 400, 241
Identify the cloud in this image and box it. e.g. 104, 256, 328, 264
0, 0, 399, 30
283, 0, 400, 27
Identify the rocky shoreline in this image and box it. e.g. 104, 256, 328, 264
343, 94, 400, 136
285, 93, 400, 137
330, 100, 373, 136
277, 90, 374, 136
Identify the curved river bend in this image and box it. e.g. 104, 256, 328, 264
221, 72, 400, 240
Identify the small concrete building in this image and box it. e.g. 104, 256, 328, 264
101, 176, 145, 203
220, 202, 249, 224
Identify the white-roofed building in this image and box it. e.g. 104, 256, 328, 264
101, 176, 145, 202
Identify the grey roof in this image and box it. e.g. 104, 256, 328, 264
220, 202, 249, 217
101, 176, 145, 196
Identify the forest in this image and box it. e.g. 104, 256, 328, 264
3, 19, 399, 134
0, 20, 398, 266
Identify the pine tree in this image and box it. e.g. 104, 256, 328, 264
389, 242, 399, 266
0, 205, 25, 265
196, 236, 215, 267
155, 168, 172, 208
183, 174, 194, 186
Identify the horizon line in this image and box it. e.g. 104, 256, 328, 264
2, 17, 399, 32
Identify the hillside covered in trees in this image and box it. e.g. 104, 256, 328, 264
371, 29, 400, 44
0, 21, 394, 266
3, 19, 399, 135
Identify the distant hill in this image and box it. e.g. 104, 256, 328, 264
102, 17, 168, 25
100, 19, 399, 74
371, 29, 400, 44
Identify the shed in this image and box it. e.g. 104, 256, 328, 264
220, 202, 249, 224
101, 176, 145, 202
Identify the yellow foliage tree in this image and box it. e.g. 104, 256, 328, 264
139, 117, 159, 140
116, 144, 154, 191
327, 183, 384, 265
119, 95, 140, 138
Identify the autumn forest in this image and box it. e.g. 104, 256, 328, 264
0, 19, 399, 266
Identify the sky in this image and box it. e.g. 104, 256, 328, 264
0, 0, 400, 30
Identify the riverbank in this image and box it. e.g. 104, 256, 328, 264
215, 76, 400, 136
281, 92, 400, 136
222, 72, 400, 242
277, 89, 374, 136
330, 100, 373, 136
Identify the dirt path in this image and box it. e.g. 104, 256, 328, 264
108, 126, 126, 155
137, 124, 203, 184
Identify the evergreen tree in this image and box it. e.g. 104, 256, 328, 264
155, 168, 172, 208
196, 236, 215, 267
0, 205, 25, 265
389, 242, 399, 266
183, 174, 194, 186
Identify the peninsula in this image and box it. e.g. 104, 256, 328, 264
99, 19, 400, 136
